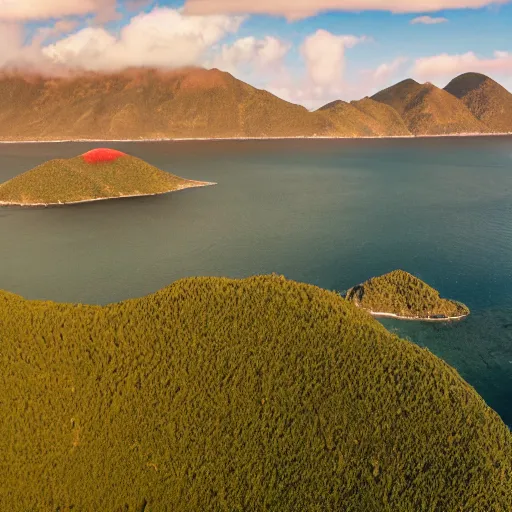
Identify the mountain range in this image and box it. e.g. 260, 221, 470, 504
0, 68, 510, 140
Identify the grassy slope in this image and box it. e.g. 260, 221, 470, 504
346, 270, 470, 318
0, 275, 509, 511
372, 79, 488, 135
444, 72, 512, 133
0, 154, 201, 204
317, 98, 411, 137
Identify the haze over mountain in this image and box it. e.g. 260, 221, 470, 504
0, 67, 509, 140
444, 72, 512, 133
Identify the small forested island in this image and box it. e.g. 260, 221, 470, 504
346, 269, 470, 320
1, 275, 509, 511
0, 148, 214, 206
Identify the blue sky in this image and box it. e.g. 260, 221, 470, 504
3, 0, 512, 108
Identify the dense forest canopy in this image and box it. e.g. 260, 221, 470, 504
346, 270, 470, 318
0, 275, 509, 511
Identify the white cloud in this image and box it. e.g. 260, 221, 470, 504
411, 15, 449, 24
372, 57, 408, 82
42, 8, 245, 71
32, 20, 80, 46
213, 36, 290, 73
0, 0, 116, 21
184, 0, 510, 20
413, 51, 512, 80
262, 30, 367, 109
301, 30, 365, 89
0, 22, 23, 67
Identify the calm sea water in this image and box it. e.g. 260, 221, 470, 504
1, 137, 511, 426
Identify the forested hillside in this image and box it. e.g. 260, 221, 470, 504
346, 270, 470, 318
0, 148, 211, 205
1, 275, 510, 511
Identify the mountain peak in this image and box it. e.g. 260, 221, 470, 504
317, 100, 348, 111
372, 76, 487, 135
444, 72, 512, 132
444, 72, 494, 97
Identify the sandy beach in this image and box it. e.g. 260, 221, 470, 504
365, 309, 469, 322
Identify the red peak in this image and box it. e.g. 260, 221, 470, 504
82, 148, 126, 164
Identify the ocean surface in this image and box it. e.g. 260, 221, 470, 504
1, 137, 511, 427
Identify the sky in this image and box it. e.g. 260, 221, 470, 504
0, 0, 511, 109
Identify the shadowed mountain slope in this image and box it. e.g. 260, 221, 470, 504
0, 275, 510, 510
444, 72, 512, 133
372, 79, 488, 135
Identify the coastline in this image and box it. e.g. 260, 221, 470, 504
345, 281, 470, 322
366, 309, 469, 322
0, 180, 215, 208
0, 132, 510, 144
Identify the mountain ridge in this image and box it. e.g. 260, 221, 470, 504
0, 67, 509, 140
371, 79, 489, 135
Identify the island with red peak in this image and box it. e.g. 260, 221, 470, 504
81, 148, 127, 164
0, 148, 215, 206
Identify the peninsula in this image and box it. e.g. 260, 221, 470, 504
0, 148, 214, 207
0, 275, 508, 510
346, 269, 470, 320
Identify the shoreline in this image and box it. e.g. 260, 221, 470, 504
367, 309, 469, 322
0, 133, 510, 144
346, 285, 470, 323
0, 180, 215, 208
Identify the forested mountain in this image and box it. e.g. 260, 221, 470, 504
371, 78, 489, 135
0, 68, 509, 139
0, 275, 510, 510
0, 67, 320, 140
0, 67, 395, 140
444, 72, 512, 133
317, 97, 411, 136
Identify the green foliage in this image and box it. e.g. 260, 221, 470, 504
0, 275, 509, 511
0, 154, 207, 205
346, 270, 470, 318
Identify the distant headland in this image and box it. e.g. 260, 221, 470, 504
345, 270, 470, 321
0, 148, 215, 207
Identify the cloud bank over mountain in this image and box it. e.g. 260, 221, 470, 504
0, 1, 510, 108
